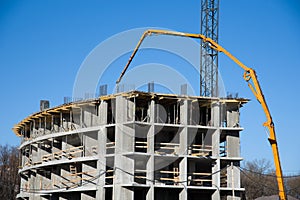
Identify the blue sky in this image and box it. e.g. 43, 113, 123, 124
0, 0, 299, 174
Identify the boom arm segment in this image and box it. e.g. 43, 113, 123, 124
116, 29, 286, 200
116, 30, 201, 84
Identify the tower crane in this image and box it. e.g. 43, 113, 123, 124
200, 0, 219, 97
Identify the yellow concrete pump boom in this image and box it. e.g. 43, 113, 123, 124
116, 29, 287, 200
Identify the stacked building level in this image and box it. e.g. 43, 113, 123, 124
13, 91, 248, 200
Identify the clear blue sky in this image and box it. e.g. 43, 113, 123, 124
0, 0, 299, 174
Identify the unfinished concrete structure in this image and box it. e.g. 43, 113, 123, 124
14, 91, 248, 200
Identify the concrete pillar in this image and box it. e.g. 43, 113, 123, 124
127, 97, 135, 121
227, 163, 241, 190
179, 157, 187, 200
146, 187, 154, 200
113, 96, 134, 200
80, 108, 83, 128
227, 132, 240, 157
31, 143, 38, 164
96, 128, 106, 199
99, 100, 108, 124
211, 101, 220, 127
180, 100, 188, 125
60, 112, 63, 132
179, 187, 187, 200
212, 159, 220, 200
226, 104, 240, 128
179, 100, 188, 155
61, 136, 67, 155
179, 100, 188, 200
84, 132, 98, 156
212, 101, 221, 200
84, 107, 92, 127
91, 106, 99, 126
146, 99, 155, 200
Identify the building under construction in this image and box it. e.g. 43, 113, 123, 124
14, 90, 248, 200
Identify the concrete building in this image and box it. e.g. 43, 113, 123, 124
13, 91, 248, 200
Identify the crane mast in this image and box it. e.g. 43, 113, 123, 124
200, 0, 219, 97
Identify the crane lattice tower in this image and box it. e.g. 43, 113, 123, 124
200, 0, 219, 97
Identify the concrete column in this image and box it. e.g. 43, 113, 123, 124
91, 106, 99, 126
211, 100, 220, 157
84, 132, 98, 156
99, 100, 108, 125
211, 101, 220, 127
60, 111, 63, 132
179, 100, 188, 154
147, 124, 154, 182
84, 107, 92, 127
226, 103, 240, 127
179, 157, 187, 200
211, 129, 220, 158
212, 159, 220, 200
61, 136, 67, 156
32, 120, 36, 138
31, 143, 38, 164
113, 96, 134, 200
146, 186, 154, 200
179, 100, 188, 200
127, 97, 135, 121
212, 101, 221, 200
180, 100, 188, 125
146, 99, 155, 200
39, 118, 42, 135
226, 132, 240, 157
80, 108, 83, 128
96, 128, 106, 199
227, 163, 241, 191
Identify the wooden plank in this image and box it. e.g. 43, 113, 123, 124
160, 171, 180, 174
192, 149, 212, 152
68, 146, 83, 151
191, 152, 209, 156
159, 143, 180, 146
192, 144, 212, 148
135, 176, 146, 179
191, 179, 212, 182
160, 177, 179, 182
135, 141, 147, 144
192, 172, 211, 176
157, 147, 176, 150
